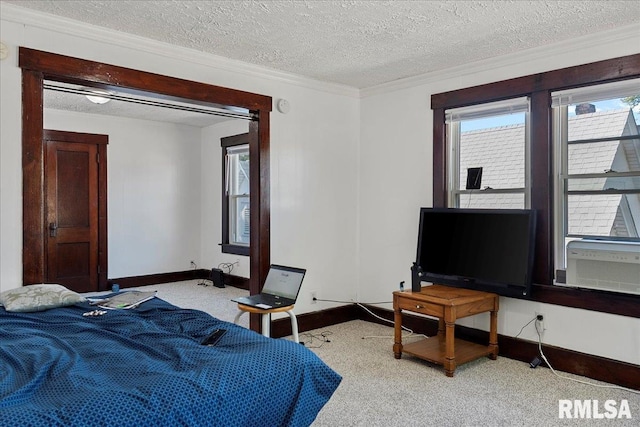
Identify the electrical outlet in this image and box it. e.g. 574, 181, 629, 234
535, 312, 546, 332
310, 291, 317, 304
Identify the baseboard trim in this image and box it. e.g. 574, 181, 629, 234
224, 273, 250, 290
109, 269, 250, 290
196, 269, 249, 289
271, 305, 360, 339
272, 304, 640, 390
108, 270, 201, 288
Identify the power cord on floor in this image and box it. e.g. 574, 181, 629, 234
314, 297, 429, 340
300, 331, 333, 348
315, 297, 392, 305
191, 262, 211, 287
528, 318, 640, 395
514, 316, 537, 339
356, 302, 429, 340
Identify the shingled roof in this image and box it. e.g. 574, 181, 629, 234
459, 108, 639, 237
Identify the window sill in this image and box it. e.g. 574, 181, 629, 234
221, 244, 249, 256
529, 283, 639, 318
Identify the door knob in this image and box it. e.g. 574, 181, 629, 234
49, 222, 58, 237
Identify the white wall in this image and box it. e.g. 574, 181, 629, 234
0, 5, 361, 319
268, 86, 360, 310
0, 18, 24, 293
45, 109, 203, 278
358, 88, 433, 302
358, 28, 640, 364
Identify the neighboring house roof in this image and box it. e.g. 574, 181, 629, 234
566, 194, 624, 236
459, 108, 639, 237
460, 124, 525, 190
567, 109, 633, 175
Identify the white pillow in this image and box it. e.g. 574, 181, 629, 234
0, 284, 86, 312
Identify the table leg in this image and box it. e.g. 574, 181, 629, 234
233, 310, 245, 325
261, 312, 270, 337
437, 318, 445, 337
393, 306, 403, 359
286, 310, 299, 343
444, 309, 456, 377
488, 308, 498, 360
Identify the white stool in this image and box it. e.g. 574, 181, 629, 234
234, 303, 299, 343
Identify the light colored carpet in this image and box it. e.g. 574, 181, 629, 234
307, 320, 639, 427
88, 281, 639, 426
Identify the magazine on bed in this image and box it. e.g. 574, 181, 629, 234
88, 291, 157, 309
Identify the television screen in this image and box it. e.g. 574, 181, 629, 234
415, 208, 536, 298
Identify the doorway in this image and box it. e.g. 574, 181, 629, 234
44, 130, 108, 292
20, 47, 271, 331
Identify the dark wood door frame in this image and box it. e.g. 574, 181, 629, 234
44, 129, 108, 291
20, 47, 272, 331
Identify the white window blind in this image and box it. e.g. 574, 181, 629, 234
226, 145, 249, 155
552, 78, 640, 107
446, 97, 530, 123
224, 144, 249, 195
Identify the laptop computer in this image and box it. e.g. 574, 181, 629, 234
232, 264, 306, 309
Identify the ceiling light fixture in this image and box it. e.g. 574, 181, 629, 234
85, 90, 111, 104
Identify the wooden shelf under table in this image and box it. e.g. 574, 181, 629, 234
402, 335, 494, 367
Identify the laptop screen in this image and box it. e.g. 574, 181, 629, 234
262, 265, 306, 300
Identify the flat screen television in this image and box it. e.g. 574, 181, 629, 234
414, 208, 536, 298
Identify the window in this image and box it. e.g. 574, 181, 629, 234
221, 133, 250, 256
552, 79, 640, 275
431, 53, 640, 317
446, 97, 530, 209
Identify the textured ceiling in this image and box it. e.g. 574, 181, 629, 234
6, 0, 640, 89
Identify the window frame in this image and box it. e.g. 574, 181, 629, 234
431, 54, 640, 318
221, 133, 250, 256
446, 97, 532, 209
551, 79, 640, 272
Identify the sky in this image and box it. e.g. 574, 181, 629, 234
461, 98, 640, 132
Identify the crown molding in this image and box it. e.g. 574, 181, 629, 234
360, 22, 640, 98
0, 3, 360, 98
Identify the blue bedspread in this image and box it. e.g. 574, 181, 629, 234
0, 297, 341, 427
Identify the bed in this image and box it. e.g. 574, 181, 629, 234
0, 286, 341, 427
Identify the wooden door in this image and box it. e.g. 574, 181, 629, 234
44, 130, 107, 292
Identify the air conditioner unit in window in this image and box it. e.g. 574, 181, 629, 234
566, 239, 640, 295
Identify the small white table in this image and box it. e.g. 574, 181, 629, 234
234, 303, 300, 343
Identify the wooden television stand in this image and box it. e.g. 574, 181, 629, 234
393, 284, 499, 377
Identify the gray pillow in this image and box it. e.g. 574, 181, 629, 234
0, 284, 86, 312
